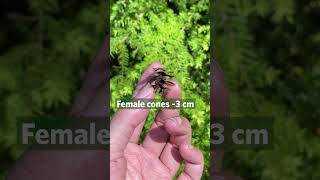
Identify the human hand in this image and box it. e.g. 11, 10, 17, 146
110, 62, 204, 180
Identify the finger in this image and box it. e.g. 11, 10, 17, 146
111, 62, 161, 180
128, 121, 145, 143
164, 116, 192, 146
129, 61, 163, 143
159, 117, 192, 177
156, 80, 181, 125
141, 81, 182, 156
110, 83, 154, 159
140, 120, 168, 156
177, 144, 204, 180
133, 61, 163, 97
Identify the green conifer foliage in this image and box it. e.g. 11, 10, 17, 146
0, 1, 106, 179
213, 0, 320, 179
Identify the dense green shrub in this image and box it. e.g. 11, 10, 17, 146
110, 0, 210, 178
0, 1, 106, 179
213, 0, 320, 179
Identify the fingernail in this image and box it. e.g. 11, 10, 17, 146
169, 116, 181, 126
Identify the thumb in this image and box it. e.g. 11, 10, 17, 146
110, 83, 155, 180
110, 83, 154, 156
110, 62, 162, 156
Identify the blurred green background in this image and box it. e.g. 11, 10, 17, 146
110, 0, 210, 178
213, 0, 320, 179
0, 0, 106, 179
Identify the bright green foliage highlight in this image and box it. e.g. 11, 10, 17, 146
111, 0, 210, 178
